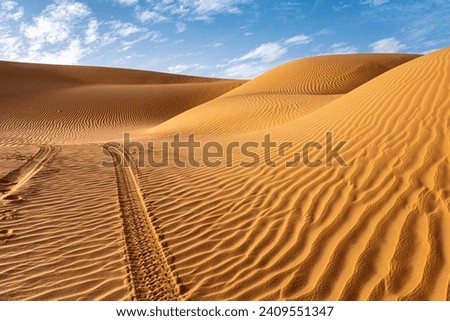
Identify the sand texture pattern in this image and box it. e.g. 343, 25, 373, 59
0, 48, 449, 300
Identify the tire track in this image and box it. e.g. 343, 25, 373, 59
104, 143, 180, 301
0, 145, 59, 202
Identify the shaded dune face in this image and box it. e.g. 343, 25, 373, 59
1, 48, 449, 301
0, 61, 245, 144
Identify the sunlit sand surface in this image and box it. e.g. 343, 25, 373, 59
1, 48, 449, 300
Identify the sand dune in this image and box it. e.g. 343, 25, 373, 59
147, 54, 419, 136
137, 48, 450, 300
0, 48, 449, 301
0, 61, 244, 144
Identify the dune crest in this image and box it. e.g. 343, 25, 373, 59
146, 54, 419, 136
0, 61, 244, 144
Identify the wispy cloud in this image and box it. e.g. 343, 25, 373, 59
361, 0, 389, 6
231, 42, 288, 63
167, 64, 192, 73
332, 3, 351, 12
370, 37, 407, 53
136, 10, 167, 23
0, 0, 24, 61
0, 0, 447, 77
0, 0, 159, 65
0, 35, 22, 60
20, 0, 90, 46
321, 42, 359, 55
138, 0, 248, 25
114, 0, 138, 6
230, 34, 312, 64
223, 62, 267, 79
29, 39, 88, 64
185, 0, 247, 15
121, 31, 166, 51
284, 34, 312, 46
18, 0, 91, 64
207, 41, 223, 48
168, 36, 302, 78
84, 19, 98, 44
175, 22, 187, 33
0, 0, 24, 21
167, 63, 206, 74
108, 20, 145, 38
223, 33, 313, 78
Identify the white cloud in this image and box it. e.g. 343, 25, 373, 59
176, 22, 187, 33
20, 0, 90, 47
12, 0, 93, 64
167, 64, 190, 73
323, 42, 359, 54
115, 0, 138, 6
284, 34, 312, 46
0, 35, 22, 60
185, 0, 246, 15
1, 0, 16, 10
44, 0, 90, 21
109, 21, 145, 37
333, 3, 351, 11
0, 0, 24, 21
121, 31, 166, 50
133, 0, 247, 37
0, 0, 165, 65
231, 42, 288, 63
222, 34, 313, 78
223, 63, 267, 79
167, 63, 205, 74
26, 39, 87, 64
361, 0, 389, 6
370, 37, 407, 53
7, 7, 23, 20
85, 19, 98, 44
137, 10, 167, 23
95, 20, 149, 48
207, 41, 223, 47
146, 0, 246, 22
21, 16, 70, 44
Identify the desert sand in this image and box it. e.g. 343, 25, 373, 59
0, 48, 449, 300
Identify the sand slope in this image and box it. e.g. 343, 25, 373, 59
0, 61, 244, 144
0, 145, 129, 300
147, 54, 419, 136
137, 49, 450, 300
1, 49, 449, 301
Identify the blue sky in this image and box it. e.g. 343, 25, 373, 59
0, 0, 449, 78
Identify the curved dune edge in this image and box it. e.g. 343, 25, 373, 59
136, 48, 450, 300
145, 53, 419, 137
0, 61, 245, 144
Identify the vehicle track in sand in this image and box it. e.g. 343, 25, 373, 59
104, 143, 180, 301
0, 145, 59, 203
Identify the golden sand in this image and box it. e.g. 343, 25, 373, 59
1, 49, 449, 300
